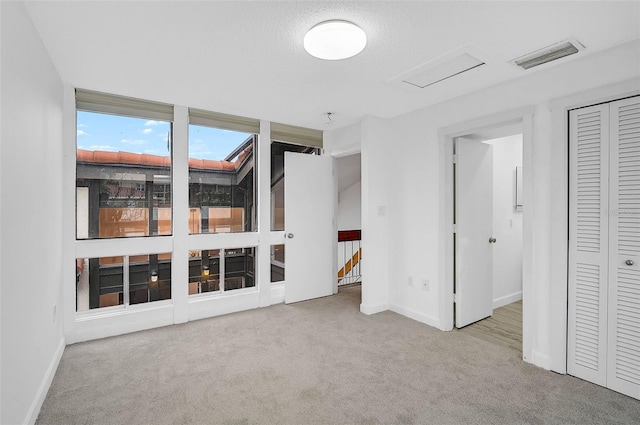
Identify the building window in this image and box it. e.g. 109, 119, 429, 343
225, 247, 255, 291
270, 244, 285, 282
188, 247, 255, 295
188, 120, 257, 234
188, 249, 221, 295
76, 253, 172, 311
76, 103, 172, 239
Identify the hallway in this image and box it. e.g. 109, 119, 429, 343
459, 301, 523, 354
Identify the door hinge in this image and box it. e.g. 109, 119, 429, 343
452, 224, 457, 234
452, 154, 458, 164
453, 294, 457, 303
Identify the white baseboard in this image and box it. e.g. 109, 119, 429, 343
493, 291, 522, 309
390, 303, 441, 329
360, 303, 389, 315
25, 338, 65, 425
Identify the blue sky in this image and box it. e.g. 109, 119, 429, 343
77, 111, 252, 160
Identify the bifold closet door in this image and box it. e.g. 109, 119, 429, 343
568, 97, 640, 400
568, 103, 610, 387
607, 97, 640, 399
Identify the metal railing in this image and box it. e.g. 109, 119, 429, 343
338, 230, 362, 286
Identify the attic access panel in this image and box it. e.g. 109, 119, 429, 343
402, 53, 485, 89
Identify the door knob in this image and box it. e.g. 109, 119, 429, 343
489, 237, 497, 243
286, 233, 294, 239
626, 259, 635, 266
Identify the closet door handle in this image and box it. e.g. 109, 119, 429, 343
626, 259, 635, 266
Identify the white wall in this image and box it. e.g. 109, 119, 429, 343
0, 2, 65, 424
329, 39, 640, 370
324, 123, 361, 157
337, 181, 361, 231
485, 135, 523, 308
359, 116, 396, 314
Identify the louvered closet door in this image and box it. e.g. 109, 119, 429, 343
568, 104, 610, 386
607, 97, 640, 399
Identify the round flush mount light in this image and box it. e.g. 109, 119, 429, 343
304, 20, 367, 60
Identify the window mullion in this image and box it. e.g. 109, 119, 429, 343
123, 255, 130, 306
220, 248, 226, 293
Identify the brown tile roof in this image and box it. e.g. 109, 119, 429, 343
77, 146, 253, 172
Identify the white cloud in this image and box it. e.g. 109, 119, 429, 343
77, 123, 88, 128
145, 120, 161, 126
87, 145, 118, 151
142, 128, 153, 135
77, 129, 87, 136
121, 138, 148, 145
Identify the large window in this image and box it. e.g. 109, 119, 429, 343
72, 91, 325, 322
188, 125, 256, 234
76, 92, 173, 239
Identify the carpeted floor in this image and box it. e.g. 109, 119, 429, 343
37, 285, 640, 425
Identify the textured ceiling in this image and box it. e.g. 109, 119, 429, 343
25, 1, 640, 130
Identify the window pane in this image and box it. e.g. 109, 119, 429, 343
188, 125, 256, 234
270, 142, 320, 231
76, 111, 172, 239
225, 247, 255, 291
188, 249, 221, 295
76, 252, 171, 311
129, 253, 172, 305
271, 244, 285, 283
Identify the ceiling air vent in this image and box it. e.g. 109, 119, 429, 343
513, 39, 584, 70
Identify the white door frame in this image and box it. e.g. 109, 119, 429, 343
549, 79, 640, 373
438, 106, 535, 363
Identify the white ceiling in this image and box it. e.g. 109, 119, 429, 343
25, 1, 640, 130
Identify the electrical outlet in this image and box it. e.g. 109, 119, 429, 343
422, 279, 430, 291
408, 276, 414, 286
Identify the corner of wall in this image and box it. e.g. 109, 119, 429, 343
389, 303, 441, 329
24, 339, 65, 425
360, 302, 389, 315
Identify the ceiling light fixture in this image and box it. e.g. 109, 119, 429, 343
304, 20, 367, 60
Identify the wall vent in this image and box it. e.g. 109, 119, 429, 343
513, 39, 584, 70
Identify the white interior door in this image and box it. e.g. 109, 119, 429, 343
567, 103, 609, 386
455, 138, 494, 328
568, 96, 640, 400
284, 152, 334, 304
607, 97, 640, 398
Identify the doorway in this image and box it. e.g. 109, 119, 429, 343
336, 153, 362, 293
439, 107, 534, 361
453, 128, 524, 336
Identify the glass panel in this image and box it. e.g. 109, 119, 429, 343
76, 111, 172, 239
188, 249, 221, 295
271, 244, 285, 283
188, 125, 256, 234
224, 247, 255, 291
76, 253, 171, 311
270, 142, 320, 231
129, 253, 172, 305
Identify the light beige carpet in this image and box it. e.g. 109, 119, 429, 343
36, 285, 640, 424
